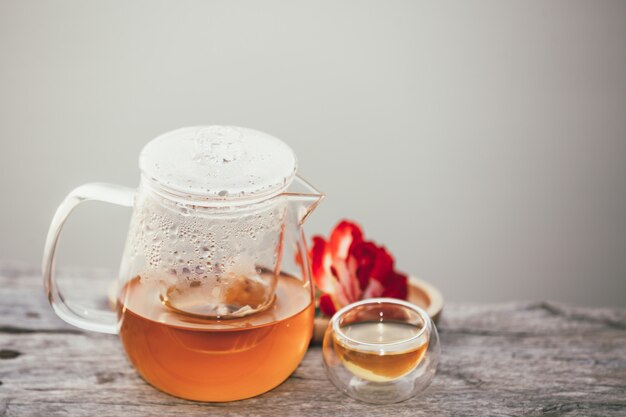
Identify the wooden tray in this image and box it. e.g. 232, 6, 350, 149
311, 276, 443, 344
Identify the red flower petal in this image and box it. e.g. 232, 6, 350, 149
348, 241, 377, 291
370, 244, 394, 283
362, 278, 384, 299
319, 293, 337, 317
310, 236, 328, 283
381, 271, 408, 300
310, 219, 409, 314
329, 220, 363, 261
332, 260, 360, 303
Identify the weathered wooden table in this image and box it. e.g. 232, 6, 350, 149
1, 262, 625, 416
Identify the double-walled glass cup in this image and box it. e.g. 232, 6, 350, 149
322, 298, 440, 404
42, 126, 323, 402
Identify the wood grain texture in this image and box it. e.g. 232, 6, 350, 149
1, 261, 625, 417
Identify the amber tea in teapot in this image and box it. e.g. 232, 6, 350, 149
43, 126, 323, 402
118, 272, 313, 401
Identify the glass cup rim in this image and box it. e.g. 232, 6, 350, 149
330, 297, 431, 350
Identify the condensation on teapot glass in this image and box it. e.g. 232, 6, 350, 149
122, 192, 285, 318
119, 126, 300, 318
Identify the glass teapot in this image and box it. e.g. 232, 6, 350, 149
42, 126, 323, 402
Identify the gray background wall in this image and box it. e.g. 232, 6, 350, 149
1, 0, 625, 306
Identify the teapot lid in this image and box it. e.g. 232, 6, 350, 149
139, 126, 297, 204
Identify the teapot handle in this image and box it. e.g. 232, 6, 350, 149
42, 183, 135, 334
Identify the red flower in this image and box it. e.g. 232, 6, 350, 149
311, 220, 408, 317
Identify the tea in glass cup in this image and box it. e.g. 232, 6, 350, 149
323, 298, 440, 404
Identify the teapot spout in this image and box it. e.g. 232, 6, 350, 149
284, 175, 324, 225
